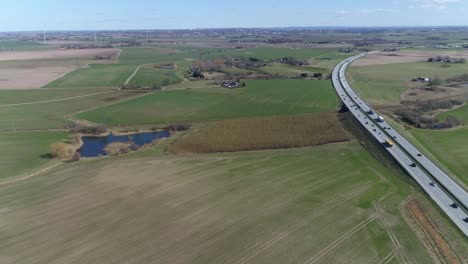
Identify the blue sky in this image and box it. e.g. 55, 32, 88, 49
0, 0, 467, 31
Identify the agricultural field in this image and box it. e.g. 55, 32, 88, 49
0, 131, 66, 180
0, 49, 118, 89
206, 47, 347, 60
0, 40, 50, 52
76, 79, 337, 125
44, 64, 137, 88
411, 127, 468, 186
0, 88, 141, 131
170, 112, 349, 153
349, 61, 468, 105
128, 65, 183, 88
0, 142, 437, 264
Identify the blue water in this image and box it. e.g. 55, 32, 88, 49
78, 131, 170, 158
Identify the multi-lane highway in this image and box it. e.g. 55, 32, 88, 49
332, 53, 468, 237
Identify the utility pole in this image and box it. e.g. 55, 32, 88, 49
95, 32, 97, 43
43, 31, 47, 44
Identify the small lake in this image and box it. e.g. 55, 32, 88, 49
78, 131, 170, 158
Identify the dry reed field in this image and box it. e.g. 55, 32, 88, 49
170, 112, 349, 153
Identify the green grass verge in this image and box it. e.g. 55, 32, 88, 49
0, 142, 433, 263
43, 64, 137, 88
0, 131, 66, 179
77, 79, 337, 125
411, 127, 468, 186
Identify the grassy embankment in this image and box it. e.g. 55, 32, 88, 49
411, 127, 468, 187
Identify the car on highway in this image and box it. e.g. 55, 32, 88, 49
451, 202, 459, 209
410, 162, 417, 167
429, 182, 436, 187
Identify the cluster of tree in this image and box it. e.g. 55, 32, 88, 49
118, 40, 142, 47
70, 126, 107, 135
94, 55, 112, 60
383, 47, 400, 52
339, 48, 355, 53
394, 100, 463, 129
278, 57, 307, 67
299, 73, 323, 79
61, 44, 113, 49
163, 123, 192, 132
188, 65, 205, 78
265, 38, 303, 44
446, 74, 468, 83
427, 56, 466, 64
224, 56, 266, 70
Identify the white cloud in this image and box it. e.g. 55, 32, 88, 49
359, 8, 397, 14
414, 0, 463, 9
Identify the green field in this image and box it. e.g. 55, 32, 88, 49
44, 64, 137, 88
411, 127, 468, 186
128, 66, 183, 88
118, 46, 220, 65
0, 40, 50, 51
0, 88, 139, 131
77, 79, 337, 125
207, 47, 346, 60
0, 131, 66, 179
0, 142, 435, 263
349, 61, 468, 105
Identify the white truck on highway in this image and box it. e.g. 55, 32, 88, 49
376, 115, 385, 122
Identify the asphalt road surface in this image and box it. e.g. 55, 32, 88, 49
332, 53, 468, 237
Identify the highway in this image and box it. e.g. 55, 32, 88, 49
332, 53, 468, 237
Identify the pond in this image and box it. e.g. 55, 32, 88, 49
78, 131, 170, 158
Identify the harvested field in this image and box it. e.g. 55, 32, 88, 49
0, 48, 119, 61
353, 50, 468, 66
0, 66, 76, 89
0, 142, 433, 263
170, 112, 349, 153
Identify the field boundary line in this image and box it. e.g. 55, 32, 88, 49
124, 64, 150, 86
303, 216, 376, 264
0, 162, 62, 187
0, 91, 114, 107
